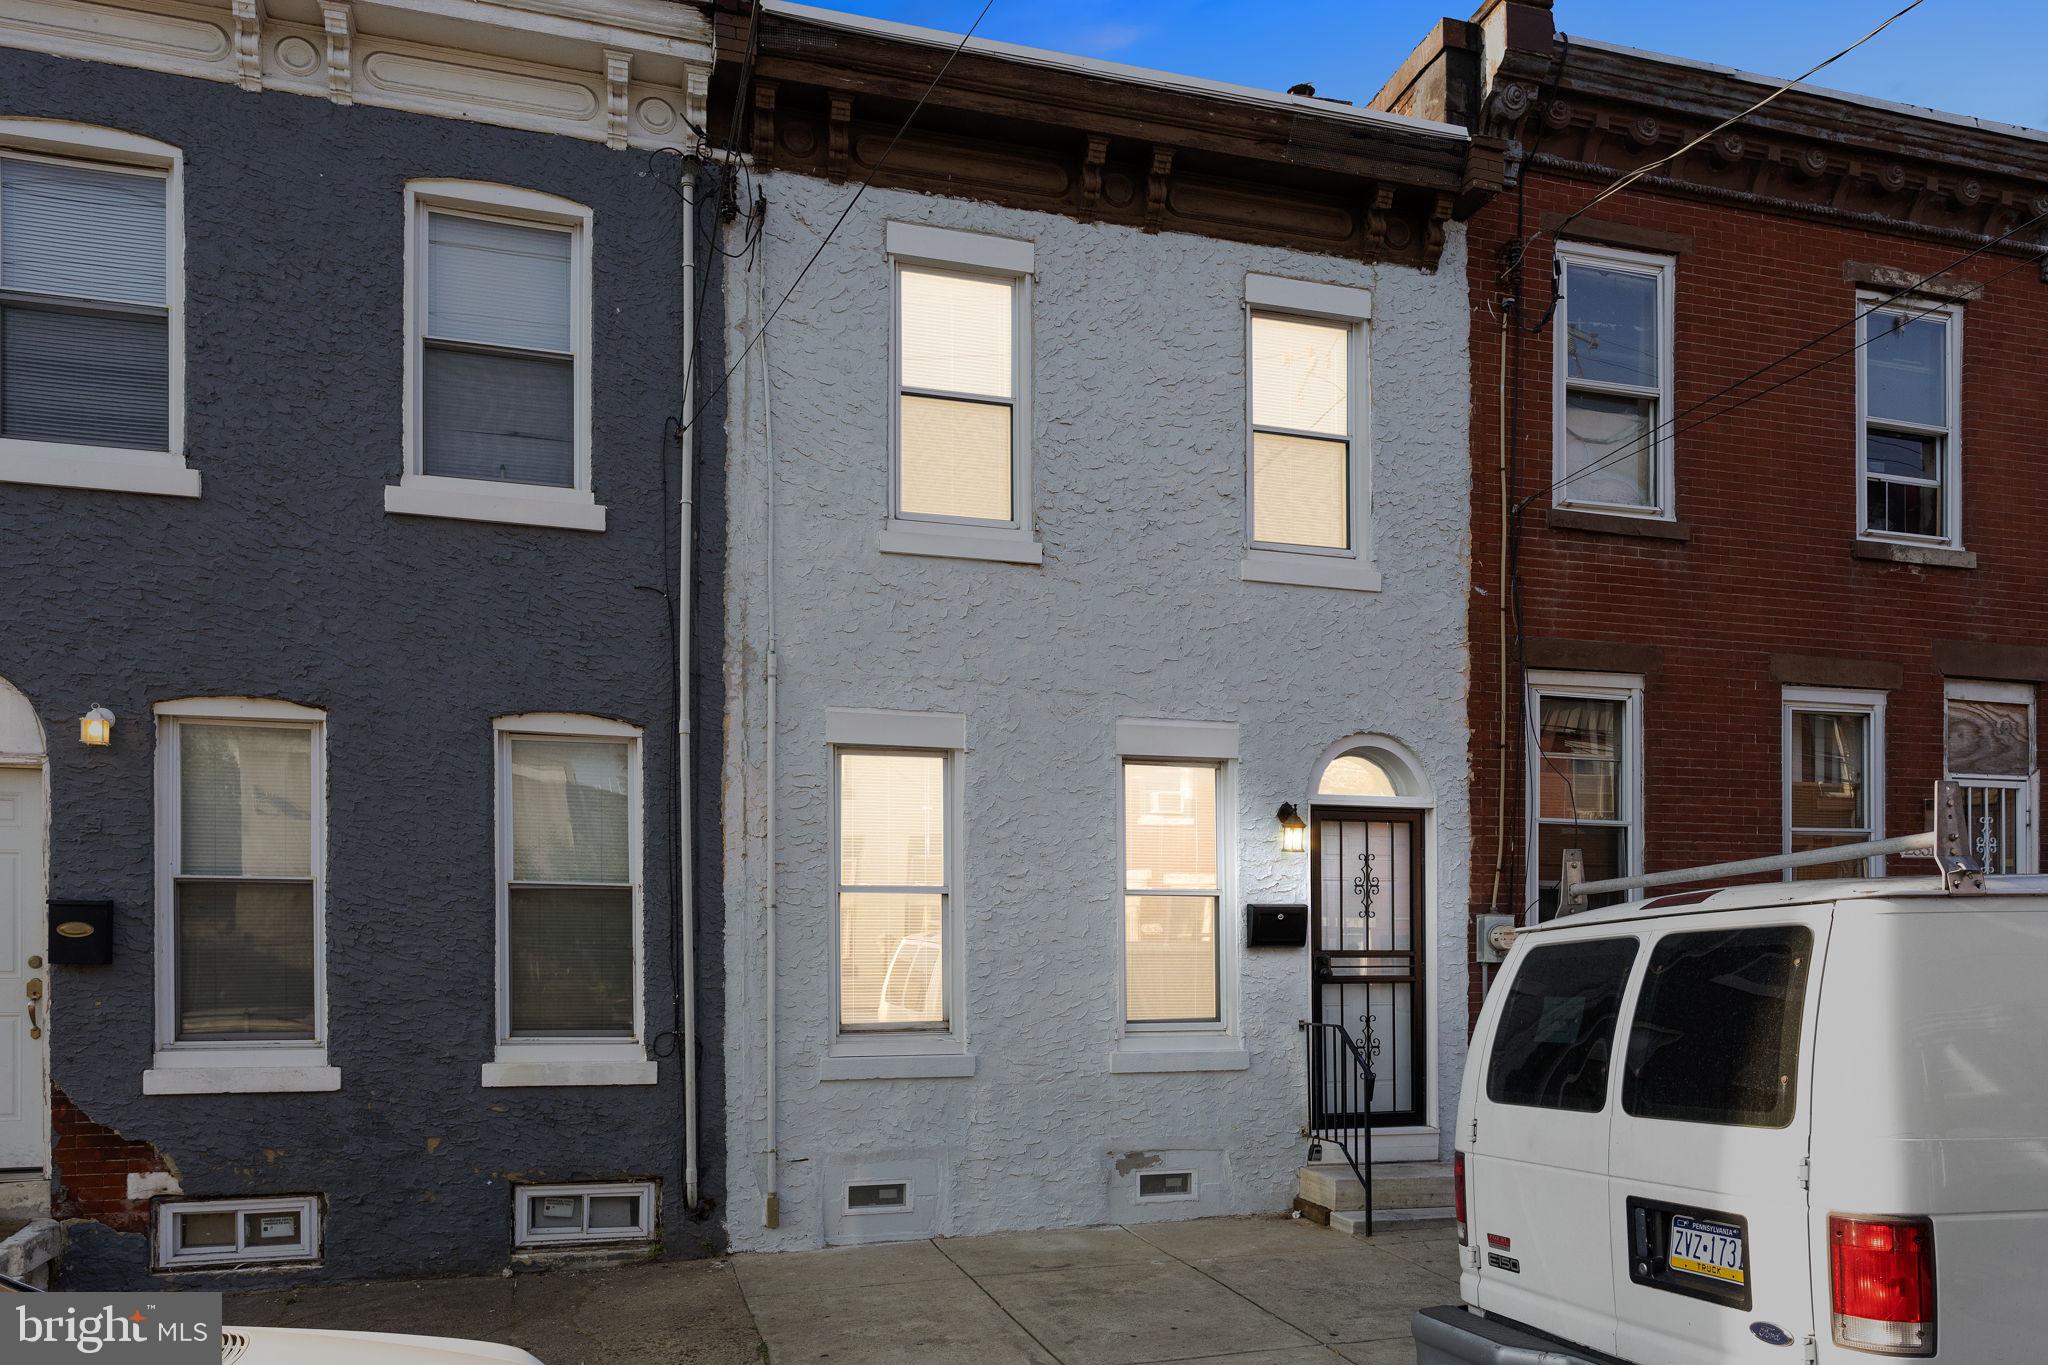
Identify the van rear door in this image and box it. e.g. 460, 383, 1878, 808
1467, 932, 1641, 1357
1607, 909, 1830, 1363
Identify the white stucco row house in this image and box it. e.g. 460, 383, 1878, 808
709, 0, 1495, 1249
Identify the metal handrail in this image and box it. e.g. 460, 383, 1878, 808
1299, 1019, 1375, 1237
1560, 780, 1985, 916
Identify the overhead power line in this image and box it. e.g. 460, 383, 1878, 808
680, 0, 999, 435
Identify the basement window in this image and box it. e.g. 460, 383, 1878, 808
156, 1196, 320, 1269
1135, 1170, 1198, 1202
513, 1181, 656, 1247
845, 1180, 911, 1214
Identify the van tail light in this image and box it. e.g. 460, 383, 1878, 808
1830, 1215, 1935, 1356
1454, 1151, 1468, 1246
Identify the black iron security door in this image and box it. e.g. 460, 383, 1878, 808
1310, 808, 1426, 1128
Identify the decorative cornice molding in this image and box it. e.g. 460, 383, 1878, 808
0, 0, 710, 152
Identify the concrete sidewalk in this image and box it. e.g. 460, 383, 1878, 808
230, 1215, 1458, 1365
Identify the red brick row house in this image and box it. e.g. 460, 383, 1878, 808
1377, 0, 2048, 1014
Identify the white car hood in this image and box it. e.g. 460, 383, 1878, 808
222, 1325, 543, 1365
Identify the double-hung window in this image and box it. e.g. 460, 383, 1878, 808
1241, 274, 1375, 592
0, 122, 192, 497
149, 699, 331, 1094
1554, 242, 1674, 517
1121, 760, 1224, 1025
1857, 295, 1961, 546
1944, 680, 2035, 874
1527, 672, 1643, 921
882, 222, 1037, 564
835, 748, 951, 1032
488, 715, 648, 1086
390, 181, 599, 532
1782, 687, 1885, 879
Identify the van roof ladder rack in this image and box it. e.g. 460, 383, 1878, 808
1559, 781, 1985, 916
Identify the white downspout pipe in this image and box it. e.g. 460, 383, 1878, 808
677, 169, 700, 1215
758, 220, 781, 1230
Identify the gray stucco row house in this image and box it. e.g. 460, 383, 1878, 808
0, 0, 726, 1286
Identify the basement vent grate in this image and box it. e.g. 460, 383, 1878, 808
846, 1181, 910, 1212
1136, 1170, 1197, 1201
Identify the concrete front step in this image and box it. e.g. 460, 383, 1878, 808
1331, 1205, 1457, 1235
1297, 1159, 1454, 1214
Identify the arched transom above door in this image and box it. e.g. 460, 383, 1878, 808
1310, 735, 1431, 806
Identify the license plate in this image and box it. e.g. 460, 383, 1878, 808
1669, 1215, 1746, 1286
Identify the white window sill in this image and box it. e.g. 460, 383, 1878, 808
1239, 550, 1380, 593
1108, 1040, 1250, 1074
820, 1052, 977, 1081
480, 1060, 657, 1088
385, 475, 606, 532
0, 439, 200, 498
878, 520, 1043, 565
144, 1048, 338, 1094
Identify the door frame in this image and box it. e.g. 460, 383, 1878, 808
0, 675, 50, 1178
1309, 804, 1428, 1129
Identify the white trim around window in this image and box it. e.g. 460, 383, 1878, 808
1111, 718, 1243, 1068
824, 707, 971, 1078
1856, 292, 1962, 549
513, 1181, 658, 1248
386, 180, 602, 532
880, 221, 1040, 565
483, 713, 653, 1088
1552, 241, 1675, 520
1781, 686, 1887, 880
146, 698, 335, 1095
1240, 273, 1378, 593
155, 1195, 321, 1270
0, 119, 195, 498
1524, 671, 1644, 924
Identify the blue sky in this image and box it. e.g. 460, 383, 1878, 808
806, 1, 2045, 132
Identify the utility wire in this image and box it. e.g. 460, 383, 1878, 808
679, 0, 999, 436
1524, 205, 2048, 514
1534, 0, 1930, 253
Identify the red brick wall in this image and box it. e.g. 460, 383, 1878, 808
1463, 172, 2048, 1021
50, 1087, 173, 1234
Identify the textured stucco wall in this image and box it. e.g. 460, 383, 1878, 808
720, 173, 1472, 1251
0, 47, 723, 1286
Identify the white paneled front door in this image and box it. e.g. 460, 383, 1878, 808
0, 766, 48, 1171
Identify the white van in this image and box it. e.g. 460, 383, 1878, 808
1418, 861, 2048, 1362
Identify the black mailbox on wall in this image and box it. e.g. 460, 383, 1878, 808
47, 900, 113, 966
1246, 903, 1308, 948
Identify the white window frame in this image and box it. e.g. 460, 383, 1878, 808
1524, 671, 1645, 925
842, 1180, 914, 1217
155, 1196, 321, 1270
386, 180, 602, 533
824, 707, 969, 1072
1943, 678, 2036, 874
0, 118, 194, 498
1239, 273, 1378, 592
146, 698, 335, 1095
1133, 1168, 1201, 1203
1781, 686, 1887, 879
1112, 719, 1241, 1060
1855, 292, 1963, 549
1552, 241, 1676, 521
878, 221, 1041, 566
484, 713, 651, 1087
512, 1181, 657, 1248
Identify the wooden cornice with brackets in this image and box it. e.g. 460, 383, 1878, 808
709, 1, 1493, 268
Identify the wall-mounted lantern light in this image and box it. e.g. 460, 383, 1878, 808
80, 705, 114, 747
1277, 802, 1306, 853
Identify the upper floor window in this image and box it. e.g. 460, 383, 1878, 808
1527, 671, 1643, 922
388, 181, 600, 532
880, 222, 1038, 565
0, 120, 192, 498
1554, 242, 1674, 518
1241, 274, 1376, 593
1857, 297, 1960, 546
1781, 687, 1885, 880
